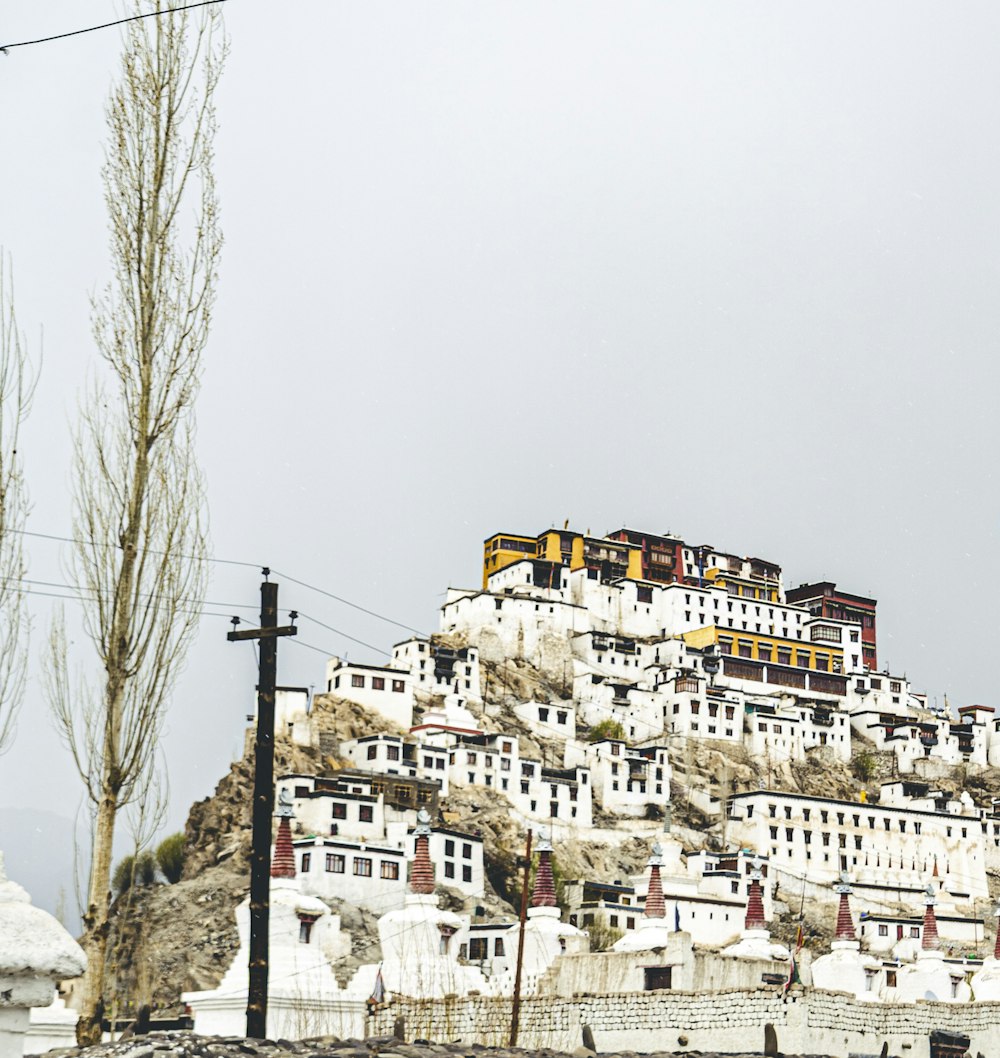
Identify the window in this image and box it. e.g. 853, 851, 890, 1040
462, 843, 472, 859
644, 967, 672, 991
359, 805, 373, 823
351, 674, 365, 688
301, 852, 311, 872
372, 677, 385, 691
462, 865, 472, 883
878, 924, 888, 937
380, 860, 399, 880
910, 926, 920, 939
392, 679, 405, 693
538, 707, 550, 722
387, 746, 400, 761
445, 839, 455, 856
325, 853, 345, 873
445, 862, 455, 878
495, 937, 505, 957
299, 919, 314, 944
354, 857, 372, 877
469, 937, 487, 961
332, 803, 347, 820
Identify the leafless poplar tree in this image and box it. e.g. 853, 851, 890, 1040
46, 3, 225, 1042
0, 254, 35, 755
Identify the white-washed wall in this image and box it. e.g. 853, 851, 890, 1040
370, 989, 1000, 1057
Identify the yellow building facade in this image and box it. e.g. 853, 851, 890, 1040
683, 625, 844, 674
482, 529, 643, 588
703, 568, 780, 603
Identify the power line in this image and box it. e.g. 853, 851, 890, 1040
270, 568, 426, 637
296, 611, 388, 655
11, 527, 426, 636
0, 0, 228, 54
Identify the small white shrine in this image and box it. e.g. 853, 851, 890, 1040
970, 904, 1000, 1001
720, 859, 789, 961
346, 809, 488, 1001
504, 830, 587, 991
184, 792, 350, 1038
810, 876, 881, 1001
894, 885, 970, 1003
0, 852, 85, 1058
614, 843, 672, 953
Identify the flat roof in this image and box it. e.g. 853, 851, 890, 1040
731, 789, 983, 823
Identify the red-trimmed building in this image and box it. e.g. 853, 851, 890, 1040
607, 528, 685, 584
785, 581, 877, 671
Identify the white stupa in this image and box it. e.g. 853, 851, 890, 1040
183, 790, 349, 1038
810, 875, 881, 1000
894, 885, 970, 1003
614, 843, 672, 952
0, 852, 86, 1058
720, 858, 789, 961
971, 902, 1000, 1001
346, 809, 488, 1001
508, 830, 587, 987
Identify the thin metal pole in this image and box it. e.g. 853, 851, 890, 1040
509, 828, 533, 1047
247, 580, 278, 1039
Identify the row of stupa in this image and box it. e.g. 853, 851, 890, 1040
185, 795, 1000, 1040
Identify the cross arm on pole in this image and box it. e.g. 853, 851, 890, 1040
227, 625, 298, 642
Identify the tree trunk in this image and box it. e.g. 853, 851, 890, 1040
76, 793, 118, 1045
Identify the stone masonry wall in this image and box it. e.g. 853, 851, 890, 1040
370, 988, 1000, 1057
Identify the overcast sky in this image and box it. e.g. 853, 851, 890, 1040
1, 1, 998, 892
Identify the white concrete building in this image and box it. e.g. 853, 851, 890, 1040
745, 698, 852, 764
727, 789, 990, 913
441, 733, 594, 830
512, 700, 577, 741
294, 825, 485, 910
277, 771, 437, 844
324, 658, 414, 728
391, 637, 482, 702
564, 738, 671, 818
339, 734, 450, 795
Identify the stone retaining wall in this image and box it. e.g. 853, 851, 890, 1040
370, 988, 1000, 1057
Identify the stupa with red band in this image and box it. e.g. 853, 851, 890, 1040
811, 874, 881, 1001
614, 843, 674, 953
346, 808, 488, 1001
721, 858, 789, 961
896, 884, 970, 1004
183, 787, 348, 1036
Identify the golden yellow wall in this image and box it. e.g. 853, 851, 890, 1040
682, 625, 843, 672
482, 533, 537, 589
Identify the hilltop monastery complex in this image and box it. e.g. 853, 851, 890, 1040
10, 523, 993, 1057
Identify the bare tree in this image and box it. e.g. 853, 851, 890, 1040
0, 253, 36, 755
46, 3, 225, 1042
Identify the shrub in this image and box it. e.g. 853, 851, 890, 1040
585, 919, 624, 952
112, 850, 157, 895
588, 719, 625, 743
851, 750, 877, 783
156, 832, 185, 884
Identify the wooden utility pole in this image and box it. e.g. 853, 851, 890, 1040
509, 828, 533, 1047
227, 574, 297, 1039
